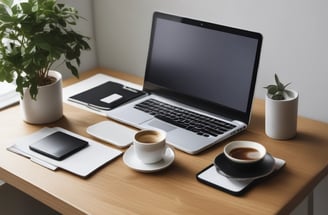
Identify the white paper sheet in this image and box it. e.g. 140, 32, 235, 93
0, 82, 19, 110
7, 127, 122, 177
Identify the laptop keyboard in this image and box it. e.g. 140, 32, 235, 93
134, 98, 236, 137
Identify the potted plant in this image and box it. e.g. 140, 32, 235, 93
264, 74, 298, 139
0, 0, 90, 124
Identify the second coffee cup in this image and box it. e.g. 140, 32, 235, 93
134, 129, 167, 164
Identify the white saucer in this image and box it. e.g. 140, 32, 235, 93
123, 145, 175, 173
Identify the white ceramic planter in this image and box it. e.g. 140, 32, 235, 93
265, 89, 298, 139
20, 70, 63, 124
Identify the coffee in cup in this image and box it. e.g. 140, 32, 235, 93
224, 141, 266, 164
134, 129, 167, 164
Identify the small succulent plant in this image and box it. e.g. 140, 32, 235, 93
264, 74, 291, 100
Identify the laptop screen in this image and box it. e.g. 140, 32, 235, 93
144, 12, 262, 123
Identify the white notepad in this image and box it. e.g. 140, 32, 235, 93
0, 82, 19, 110
87, 121, 136, 148
7, 127, 122, 177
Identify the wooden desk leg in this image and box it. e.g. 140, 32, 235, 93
308, 191, 314, 215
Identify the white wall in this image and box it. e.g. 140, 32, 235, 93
94, 0, 328, 124
55, 0, 98, 78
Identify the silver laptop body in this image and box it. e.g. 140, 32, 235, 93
107, 12, 263, 154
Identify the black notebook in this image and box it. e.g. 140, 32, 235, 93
68, 81, 146, 111
29, 131, 89, 161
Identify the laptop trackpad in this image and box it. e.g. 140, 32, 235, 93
145, 119, 177, 132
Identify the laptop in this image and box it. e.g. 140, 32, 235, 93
107, 11, 263, 154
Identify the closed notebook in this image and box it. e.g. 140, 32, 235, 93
68, 81, 146, 110
29, 131, 89, 161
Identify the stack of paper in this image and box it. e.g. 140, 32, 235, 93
7, 127, 122, 177
0, 82, 19, 110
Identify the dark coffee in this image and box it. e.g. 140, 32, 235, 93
229, 147, 260, 160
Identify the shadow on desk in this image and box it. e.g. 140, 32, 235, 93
294, 131, 326, 145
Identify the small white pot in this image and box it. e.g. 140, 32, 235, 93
265, 89, 298, 139
20, 70, 63, 124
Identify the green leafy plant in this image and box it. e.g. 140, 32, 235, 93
0, 0, 90, 99
264, 74, 291, 100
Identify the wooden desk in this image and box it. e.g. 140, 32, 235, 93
0, 68, 327, 215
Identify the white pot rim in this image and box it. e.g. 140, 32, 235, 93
22, 70, 62, 91
265, 89, 298, 102
41, 70, 62, 88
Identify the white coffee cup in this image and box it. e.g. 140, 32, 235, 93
133, 129, 167, 164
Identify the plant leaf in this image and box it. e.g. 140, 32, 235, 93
274, 73, 285, 90
20, 2, 32, 14
66, 61, 79, 78
0, 0, 13, 7
0, 4, 12, 22
284, 82, 291, 89
272, 94, 284, 100
264, 85, 278, 95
